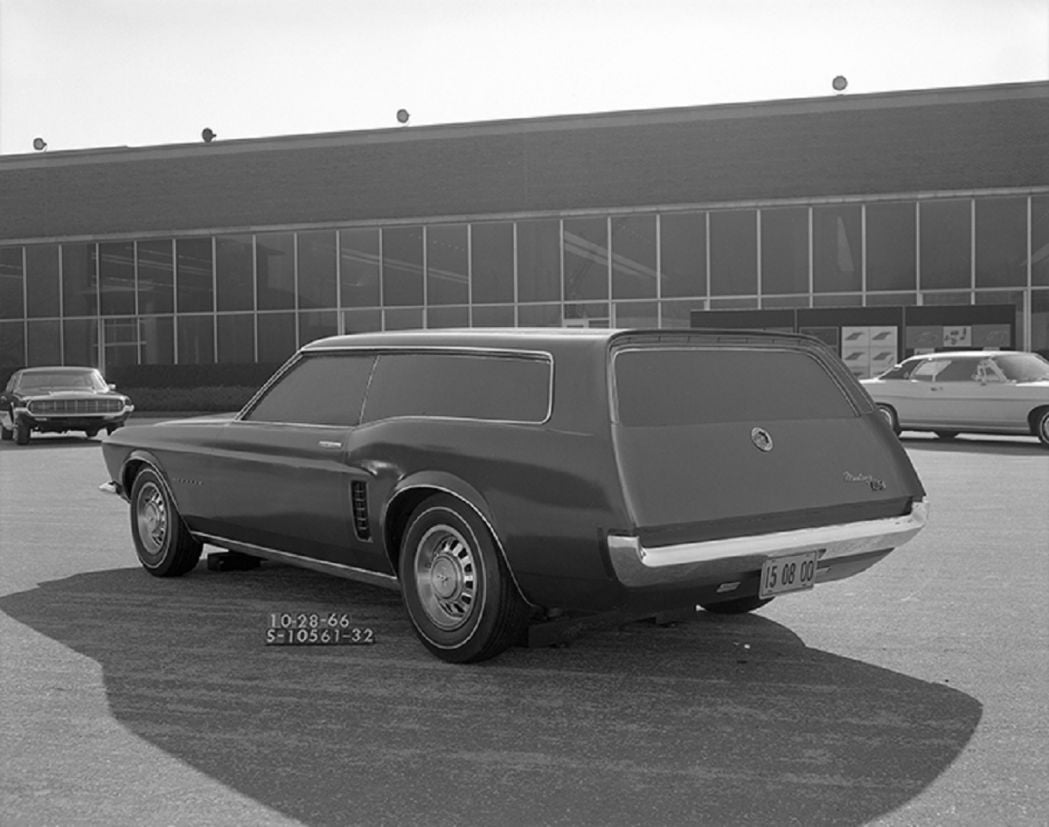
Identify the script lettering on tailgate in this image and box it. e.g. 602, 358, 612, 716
843, 471, 886, 492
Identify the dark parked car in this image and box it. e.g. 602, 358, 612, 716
861, 350, 1049, 446
2, 366, 134, 445
99, 329, 928, 663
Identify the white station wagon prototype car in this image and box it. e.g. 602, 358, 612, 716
861, 350, 1049, 447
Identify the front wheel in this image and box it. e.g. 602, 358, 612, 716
129, 467, 202, 577
399, 494, 528, 663
0, 423, 11, 441
700, 595, 774, 615
1034, 408, 1049, 448
14, 417, 31, 445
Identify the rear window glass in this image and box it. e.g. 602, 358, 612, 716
243, 353, 375, 425
363, 352, 551, 423
614, 347, 855, 426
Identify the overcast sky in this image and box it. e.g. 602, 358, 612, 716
0, 0, 1046, 155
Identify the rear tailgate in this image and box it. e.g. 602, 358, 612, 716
610, 332, 924, 547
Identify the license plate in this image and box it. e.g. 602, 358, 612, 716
759, 550, 819, 598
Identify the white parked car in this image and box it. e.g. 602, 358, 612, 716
861, 351, 1049, 447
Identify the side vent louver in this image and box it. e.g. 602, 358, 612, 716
351, 481, 371, 541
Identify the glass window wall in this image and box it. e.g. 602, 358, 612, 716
138, 241, 174, 314
62, 243, 97, 318
564, 217, 607, 302
25, 245, 60, 318
256, 232, 295, 310
216, 234, 254, 312
140, 316, 174, 364
813, 205, 861, 293
0, 320, 25, 365
867, 202, 916, 291
975, 197, 1027, 288
611, 215, 657, 300
471, 222, 514, 303
177, 314, 214, 364
517, 219, 560, 303
427, 224, 469, 306
920, 199, 971, 290
660, 212, 706, 298
1033, 195, 1049, 287
176, 238, 214, 313
761, 207, 808, 295
258, 313, 296, 363
382, 227, 424, 307
297, 231, 337, 310
27, 319, 61, 365
217, 313, 255, 363
99, 242, 136, 317
63, 318, 95, 366
0, 247, 24, 320
340, 228, 381, 308
710, 210, 756, 296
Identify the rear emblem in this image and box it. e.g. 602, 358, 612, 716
751, 427, 774, 452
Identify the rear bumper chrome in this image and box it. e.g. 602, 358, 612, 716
607, 498, 929, 588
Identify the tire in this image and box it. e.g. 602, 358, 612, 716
14, 417, 31, 445
84, 427, 100, 439
398, 494, 528, 663
935, 431, 959, 441
129, 467, 202, 577
876, 404, 900, 435
0, 424, 11, 441
1034, 408, 1049, 448
700, 595, 774, 615
106, 424, 120, 435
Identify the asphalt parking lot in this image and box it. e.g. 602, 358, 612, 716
1, 427, 1047, 826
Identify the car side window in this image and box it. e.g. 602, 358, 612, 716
933, 359, 978, 382
242, 353, 376, 426
910, 360, 948, 382
362, 352, 551, 423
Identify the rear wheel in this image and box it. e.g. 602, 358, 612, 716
1034, 408, 1049, 448
129, 467, 202, 577
398, 494, 528, 663
700, 595, 774, 615
876, 404, 900, 435
935, 430, 959, 441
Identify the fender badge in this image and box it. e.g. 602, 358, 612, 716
751, 427, 774, 452
843, 471, 887, 492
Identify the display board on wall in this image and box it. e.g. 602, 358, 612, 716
840, 326, 899, 378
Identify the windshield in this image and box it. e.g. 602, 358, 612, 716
991, 353, 1049, 382
17, 370, 108, 391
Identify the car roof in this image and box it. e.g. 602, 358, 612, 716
301, 327, 819, 353
906, 351, 1007, 360
17, 366, 100, 373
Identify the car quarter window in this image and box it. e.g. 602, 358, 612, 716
614, 347, 856, 426
243, 353, 376, 426
362, 352, 551, 423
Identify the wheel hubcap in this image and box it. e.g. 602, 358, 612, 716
414, 525, 477, 631
136, 482, 168, 554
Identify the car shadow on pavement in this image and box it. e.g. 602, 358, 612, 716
899, 433, 1045, 454
1, 563, 982, 827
